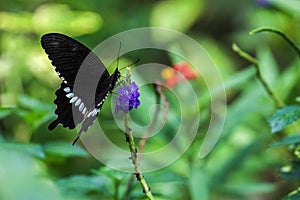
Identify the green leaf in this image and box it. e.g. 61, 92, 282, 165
150, 0, 204, 34
271, 0, 300, 20
268, 105, 300, 133
1, 142, 45, 159
43, 142, 89, 158
145, 171, 186, 184
34, 4, 102, 36
270, 135, 300, 147
280, 163, 300, 179
93, 167, 127, 183
18, 95, 53, 112
0, 135, 4, 142
257, 45, 279, 85
224, 182, 276, 195
0, 146, 63, 200
57, 175, 112, 197
212, 135, 267, 186
0, 107, 16, 118
283, 188, 300, 200
32, 112, 55, 131
188, 165, 209, 200
199, 66, 256, 105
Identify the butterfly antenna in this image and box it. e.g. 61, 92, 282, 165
119, 58, 140, 71
117, 42, 121, 68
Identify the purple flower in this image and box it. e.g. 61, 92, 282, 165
114, 81, 141, 114
255, 0, 270, 7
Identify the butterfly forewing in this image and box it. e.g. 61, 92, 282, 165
41, 33, 109, 84
41, 33, 119, 143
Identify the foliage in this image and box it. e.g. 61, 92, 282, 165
268, 105, 300, 199
268, 105, 300, 133
1, 0, 300, 199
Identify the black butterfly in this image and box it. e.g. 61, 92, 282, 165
41, 33, 120, 145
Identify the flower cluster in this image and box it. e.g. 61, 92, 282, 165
114, 81, 141, 114
255, 0, 270, 7
161, 62, 198, 87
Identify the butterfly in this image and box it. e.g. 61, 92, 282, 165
41, 33, 120, 145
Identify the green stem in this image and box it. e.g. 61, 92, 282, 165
138, 82, 168, 152
123, 114, 154, 200
124, 83, 166, 200
114, 182, 119, 200
122, 68, 155, 200
122, 174, 134, 200
250, 27, 300, 58
232, 43, 285, 108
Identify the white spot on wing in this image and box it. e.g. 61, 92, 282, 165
75, 98, 81, 106
79, 102, 85, 111
63, 87, 71, 93
87, 110, 94, 118
82, 107, 87, 115
87, 108, 99, 117
97, 93, 109, 107
66, 93, 74, 98
61, 76, 67, 84
93, 108, 100, 116
70, 96, 78, 103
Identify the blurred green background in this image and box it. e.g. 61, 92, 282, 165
1, 0, 300, 199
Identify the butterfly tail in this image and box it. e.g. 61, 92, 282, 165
48, 119, 59, 130
72, 133, 81, 145
72, 114, 98, 145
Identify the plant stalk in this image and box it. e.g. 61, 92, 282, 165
123, 114, 154, 200
122, 67, 154, 200
232, 43, 285, 108
250, 27, 300, 58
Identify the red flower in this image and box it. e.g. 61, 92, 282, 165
162, 62, 198, 87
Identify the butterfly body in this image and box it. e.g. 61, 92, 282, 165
41, 33, 120, 144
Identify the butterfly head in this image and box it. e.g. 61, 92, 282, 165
109, 67, 120, 90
